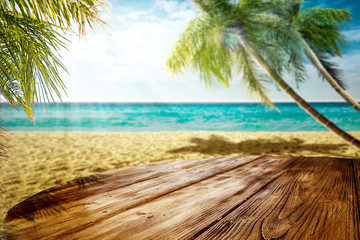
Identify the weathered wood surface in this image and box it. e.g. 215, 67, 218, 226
2, 156, 360, 240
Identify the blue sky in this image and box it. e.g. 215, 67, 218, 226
59, 0, 360, 102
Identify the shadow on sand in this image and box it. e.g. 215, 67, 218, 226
167, 134, 352, 158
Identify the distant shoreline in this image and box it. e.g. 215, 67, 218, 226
2, 102, 359, 132
1, 101, 359, 105
5, 130, 360, 133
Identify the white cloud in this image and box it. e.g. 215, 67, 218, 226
154, 0, 196, 20
57, 0, 205, 102
60, 0, 198, 89
337, 50, 360, 97
344, 29, 360, 42
155, 0, 181, 13
58, 0, 359, 103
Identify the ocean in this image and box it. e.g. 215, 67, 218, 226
1, 102, 359, 132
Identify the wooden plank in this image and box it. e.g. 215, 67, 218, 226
41, 156, 298, 240
2, 155, 263, 239
196, 157, 359, 240
353, 158, 360, 238
4, 155, 261, 222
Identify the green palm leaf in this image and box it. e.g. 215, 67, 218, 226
0, 11, 68, 117
236, 48, 275, 108
168, 1, 276, 107
0, 0, 107, 118
299, 8, 350, 57
1, 0, 107, 35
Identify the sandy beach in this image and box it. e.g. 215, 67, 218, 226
2, 131, 360, 220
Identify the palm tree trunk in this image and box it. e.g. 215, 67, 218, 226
300, 38, 360, 113
238, 35, 360, 149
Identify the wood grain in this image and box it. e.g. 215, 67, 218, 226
2, 156, 359, 240
4, 155, 261, 222
2, 155, 265, 239
353, 158, 360, 237
60, 156, 296, 240
196, 157, 359, 240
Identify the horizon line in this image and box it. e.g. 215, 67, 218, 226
14, 101, 358, 104
1, 100, 358, 104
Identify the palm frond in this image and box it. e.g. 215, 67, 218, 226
315, 53, 347, 89
168, 0, 282, 106
238, 0, 271, 8
248, 10, 307, 87
299, 8, 350, 57
167, 16, 209, 75
287, 52, 307, 87
236, 48, 275, 108
295, 7, 349, 89
192, 0, 232, 15
1, 0, 108, 35
167, 15, 232, 88
192, 0, 212, 13
300, 8, 351, 25
192, 26, 233, 88
0, 11, 68, 118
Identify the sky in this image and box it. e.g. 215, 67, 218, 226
59, 0, 360, 103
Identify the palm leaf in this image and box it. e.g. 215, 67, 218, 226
236, 48, 275, 108
1, 0, 108, 35
167, 15, 232, 88
0, 11, 68, 118
315, 53, 347, 89
167, 8, 275, 108
299, 8, 350, 57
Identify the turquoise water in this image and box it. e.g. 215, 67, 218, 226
1, 102, 359, 132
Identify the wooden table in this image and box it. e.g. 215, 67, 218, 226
2, 156, 360, 239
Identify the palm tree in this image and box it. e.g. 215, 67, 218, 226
273, 0, 360, 112
0, 0, 107, 210
0, 0, 107, 119
167, 0, 360, 149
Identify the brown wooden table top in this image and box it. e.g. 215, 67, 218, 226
2, 155, 360, 239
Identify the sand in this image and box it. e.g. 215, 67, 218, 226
1, 131, 360, 220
